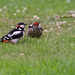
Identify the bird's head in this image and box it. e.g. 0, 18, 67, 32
33, 22, 39, 26
17, 22, 27, 28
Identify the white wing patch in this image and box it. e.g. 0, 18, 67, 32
8, 34, 11, 37
11, 31, 21, 36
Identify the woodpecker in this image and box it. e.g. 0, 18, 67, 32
0, 22, 27, 43
27, 22, 43, 38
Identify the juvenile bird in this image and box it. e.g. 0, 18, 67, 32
0, 22, 27, 43
27, 22, 43, 38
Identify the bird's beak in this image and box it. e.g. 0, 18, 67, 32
24, 23, 32, 26
29, 23, 32, 24
24, 24, 27, 26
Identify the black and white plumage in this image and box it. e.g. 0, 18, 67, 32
27, 22, 43, 38
0, 22, 27, 43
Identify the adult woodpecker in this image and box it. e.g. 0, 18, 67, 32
27, 22, 43, 38
0, 22, 27, 43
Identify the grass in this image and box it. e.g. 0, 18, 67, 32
0, 0, 75, 75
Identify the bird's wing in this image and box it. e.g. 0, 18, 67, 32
0, 28, 19, 41
11, 31, 23, 39
4, 28, 18, 40
38, 24, 43, 31
0, 34, 11, 41
39, 28, 43, 31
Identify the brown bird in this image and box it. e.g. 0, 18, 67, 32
27, 22, 43, 38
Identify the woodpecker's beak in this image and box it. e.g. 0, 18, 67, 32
24, 23, 32, 25
24, 24, 27, 26
29, 23, 32, 24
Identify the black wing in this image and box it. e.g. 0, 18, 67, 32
0, 28, 18, 41
11, 31, 23, 39
40, 28, 43, 31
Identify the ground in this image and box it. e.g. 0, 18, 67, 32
0, 0, 75, 75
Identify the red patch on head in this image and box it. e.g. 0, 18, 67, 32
17, 25, 21, 27
33, 22, 39, 26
